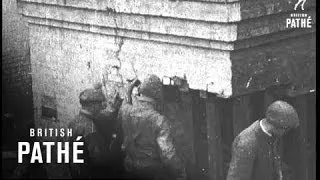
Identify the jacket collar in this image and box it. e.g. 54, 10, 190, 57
260, 119, 273, 137
257, 119, 277, 144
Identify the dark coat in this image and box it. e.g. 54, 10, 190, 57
72, 88, 125, 179
227, 120, 292, 180
118, 95, 186, 180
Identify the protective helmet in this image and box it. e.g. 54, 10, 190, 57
265, 100, 300, 130
138, 74, 163, 101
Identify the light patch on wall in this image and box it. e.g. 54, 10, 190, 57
41, 95, 57, 120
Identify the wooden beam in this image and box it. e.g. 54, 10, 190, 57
179, 93, 197, 179
290, 95, 309, 180
306, 93, 316, 180
263, 89, 276, 110
232, 95, 253, 137
191, 90, 209, 180
206, 97, 223, 180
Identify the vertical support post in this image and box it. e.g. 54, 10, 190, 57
191, 90, 209, 180
179, 92, 196, 178
232, 95, 252, 138
221, 99, 234, 179
264, 89, 275, 110
306, 93, 316, 180
291, 95, 308, 180
206, 97, 223, 180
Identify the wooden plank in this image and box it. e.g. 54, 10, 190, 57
232, 95, 252, 137
290, 95, 308, 180
219, 99, 234, 179
306, 93, 316, 180
263, 89, 276, 110
191, 90, 209, 180
179, 92, 197, 178
206, 97, 223, 180
249, 91, 265, 122
221, 100, 234, 147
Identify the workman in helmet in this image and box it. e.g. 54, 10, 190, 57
119, 74, 187, 180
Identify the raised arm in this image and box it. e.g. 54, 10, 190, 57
125, 78, 141, 104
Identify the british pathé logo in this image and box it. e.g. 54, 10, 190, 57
286, 0, 312, 29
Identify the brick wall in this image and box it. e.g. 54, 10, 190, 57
2, 0, 32, 117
